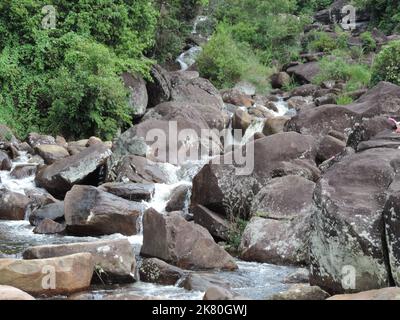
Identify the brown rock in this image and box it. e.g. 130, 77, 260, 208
0, 285, 35, 300
33, 219, 65, 234
0, 190, 30, 220
35, 144, 69, 164
139, 258, 186, 285
328, 287, 400, 300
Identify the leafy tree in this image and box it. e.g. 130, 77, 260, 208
371, 40, 400, 86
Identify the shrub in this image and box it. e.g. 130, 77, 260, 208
336, 95, 354, 105
371, 40, 400, 86
314, 51, 371, 92
307, 31, 338, 53
360, 32, 377, 52
197, 24, 271, 92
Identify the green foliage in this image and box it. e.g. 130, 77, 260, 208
355, 0, 400, 34
297, 0, 334, 13
0, 0, 157, 139
360, 31, 377, 52
336, 95, 354, 105
226, 217, 248, 253
314, 50, 371, 92
371, 40, 400, 86
307, 31, 338, 53
197, 24, 271, 92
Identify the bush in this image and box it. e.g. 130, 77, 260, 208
360, 32, 377, 52
307, 31, 338, 53
314, 51, 371, 92
197, 24, 271, 92
371, 40, 400, 86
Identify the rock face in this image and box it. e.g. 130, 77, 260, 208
64, 185, 143, 236
0, 253, 94, 296
35, 144, 112, 198
122, 72, 148, 118
240, 175, 316, 266
35, 144, 69, 164
0, 285, 35, 300
327, 287, 400, 300
0, 190, 30, 220
23, 239, 136, 284
141, 209, 237, 270
310, 148, 400, 294
139, 258, 186, 285
191, 132, 318, 219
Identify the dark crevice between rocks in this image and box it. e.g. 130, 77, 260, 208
381, 214, 396, 287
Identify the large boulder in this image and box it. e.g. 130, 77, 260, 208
35, 144, 112, 198
0, 285, 35, 300
165, 184, 191, 212
122, 72, 148, 118
23, 239, 136, 284
0, 190, 31, 220
191, 132, 319, 219
0, 253, 94, 296
27, 132, 55, 148
64, 185, 143, 236
241, 176, 315, 266
310, 148, 400, 294
140, 209, 237, 270
34, 144, 69, 165
287, 62, 321, 84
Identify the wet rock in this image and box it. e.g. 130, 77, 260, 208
23, 239, 136, 284
232, 109, 253, 133
33, 219, 66, 234
283, 268, 310, 284
0, 253, 94, 296
192, 205, 230, 241
139, 258, 186, 286
0, 190, 30, 220
35, 144, 112, 198
328, 287, 400, 300
287, 62, 320, 84
122, 72, 148, 118
268, 284, 329, 300
271, 72, 291, 89
99, 182, 155, 202
310, 148, 400, 294
180, 273, 231, 291
166, 184, 191, 212
203, 286, 248, 300
27, 133, 55, 148
0, 151, 11, 171
10, 164, 37, 179
221, 89, 254, 107
29, 201, 64, 226
0, 285, 35, 300
108, 155, 168, 184
35, 144, 69, 165
191, 132, 318, 219
141, 209, 237, 270
263, 116, 290, 136
64, 185, 143, 236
